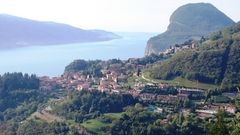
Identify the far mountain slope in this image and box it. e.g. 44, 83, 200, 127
0, 14, 120, 49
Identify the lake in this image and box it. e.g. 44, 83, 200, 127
0, 32, 156, 76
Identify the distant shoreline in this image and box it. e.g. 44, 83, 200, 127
0, 37, 121, 51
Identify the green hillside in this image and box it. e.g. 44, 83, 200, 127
147, 22, 240, 91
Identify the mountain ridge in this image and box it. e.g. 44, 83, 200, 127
0, 14, 120, 49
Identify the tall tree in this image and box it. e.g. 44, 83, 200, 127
235, 87, 240, 110
208, 109, 229, 135
230, 113, 240, 135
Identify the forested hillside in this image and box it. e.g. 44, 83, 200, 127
0, 73, 51, 134
148, 22, 240, 90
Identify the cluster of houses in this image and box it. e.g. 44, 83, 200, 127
138, 86, 204, 103
160, 40, 197, 55
40, 71, 144, 98
39, 73, 94, 91
136, 85, 237, 118
39, 68, 129, 94
39, 58, 147, 94
195, 103, 237, 119
98, 70, 128, 92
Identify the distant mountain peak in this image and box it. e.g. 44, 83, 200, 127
145, 3, 235, 56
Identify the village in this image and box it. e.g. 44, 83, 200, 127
39, 57, 237, 122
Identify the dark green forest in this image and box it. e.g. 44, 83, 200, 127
0, 73, 40, 112
53, 90, 137, 123
0, 73, 50, 135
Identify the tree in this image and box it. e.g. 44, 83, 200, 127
236, 88, 240, 111
204, 89, 211, 104
147, 125, 164, 135
208, 109, 229, 135
230, 113, 240, 135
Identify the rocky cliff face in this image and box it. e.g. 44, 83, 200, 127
145, 3, 235, 56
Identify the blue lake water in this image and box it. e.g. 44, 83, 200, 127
0, 32, 156, 76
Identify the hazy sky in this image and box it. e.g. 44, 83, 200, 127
0, 0, 239, 32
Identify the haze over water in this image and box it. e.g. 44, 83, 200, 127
0, 32, 156, 77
